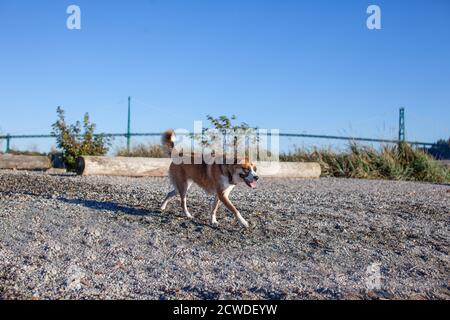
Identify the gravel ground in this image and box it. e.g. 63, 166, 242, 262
0, 169, 448, 300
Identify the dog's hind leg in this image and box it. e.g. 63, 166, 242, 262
210, 195, 221, 226
160, 189, 177, 211
178, 180, 193, 219
217, 188, 249, 228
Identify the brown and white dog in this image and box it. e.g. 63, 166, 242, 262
160, 129, 259, 228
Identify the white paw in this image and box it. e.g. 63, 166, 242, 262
211, 220, 219, 227
185, 212, 194, 219
160, 204, 167, 211
238, 218, 249, 229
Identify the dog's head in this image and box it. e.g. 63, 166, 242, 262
237, 158, 259, 189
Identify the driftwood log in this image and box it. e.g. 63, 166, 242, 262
256, 161, 321, 178
76, 157, 171, 177
76, 156, 321, 178
0, 154, 51, 171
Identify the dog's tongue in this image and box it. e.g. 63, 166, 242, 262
249, 180, 257, 189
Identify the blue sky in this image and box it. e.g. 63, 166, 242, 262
0, 0, 449, 152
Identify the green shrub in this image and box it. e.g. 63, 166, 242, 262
427, 139, 450, 159
52, 107, 110, 171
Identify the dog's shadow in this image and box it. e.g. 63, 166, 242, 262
57, 196, 238, 232
3, 190, 235, 231
58, 197, 160, 217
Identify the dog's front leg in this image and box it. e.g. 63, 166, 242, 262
210, 195, 221, 226
217, 190, 249, 228
181, 196, 193, 219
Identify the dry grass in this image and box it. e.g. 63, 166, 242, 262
115, 141, 449, 184
0, 150, 47, 156
115, 143, 167, 158
280, 142, 450, 184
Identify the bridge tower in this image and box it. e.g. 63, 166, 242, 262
398, 107, 405, 142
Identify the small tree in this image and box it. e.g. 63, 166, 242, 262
193, 115, 258, 159
52, 107, 110, 171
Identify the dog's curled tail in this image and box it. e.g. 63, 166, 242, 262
161, 129, 175, 155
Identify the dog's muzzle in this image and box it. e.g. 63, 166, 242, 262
240, 172, 259, 189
